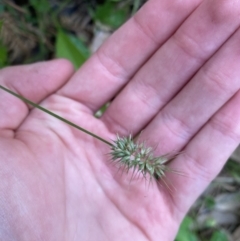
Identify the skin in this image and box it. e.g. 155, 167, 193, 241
1, 0, 240, 240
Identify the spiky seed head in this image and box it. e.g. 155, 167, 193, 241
110, 135, 174, 182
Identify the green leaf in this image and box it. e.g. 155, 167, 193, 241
55, 30, 89, 69
0, 43, 8, 67
0, 21, 8, 67
225, 159, 240, 179
203, 217, 217, 228
132, 0, 141, 15
67, 34, 90, 59
95, 103, 109, 117
29, 0, 51, 14
204, 196, 216, 210
94, 2, 128, 28
175, 216, 199, 241
210, 230, 228, 241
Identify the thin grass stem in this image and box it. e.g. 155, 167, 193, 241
0, 85, 113, 147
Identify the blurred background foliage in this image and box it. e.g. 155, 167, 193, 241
0, 0, 144, 68
0, 1, 240, 240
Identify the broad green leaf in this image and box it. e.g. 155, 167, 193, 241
55, 30, 89, 69
0, 43, 7, 66
210, 230, 228, 241
0, 21, 8, 67
29, 0, 51, 14
175, 216, 198, 241
94, 2, 128, 29
67, 34, 90, 59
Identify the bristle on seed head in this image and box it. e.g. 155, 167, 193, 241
110, 135, 172, 181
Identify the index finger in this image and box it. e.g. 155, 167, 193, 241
58, 0, 202, 111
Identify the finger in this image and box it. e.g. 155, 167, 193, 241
0, 59, 74, 132
58, 0, 202, 111
101, 0, 240, 135
167, 90, 240, 220
138, 24, 240, 156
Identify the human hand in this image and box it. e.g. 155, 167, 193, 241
1, 0, 240, 240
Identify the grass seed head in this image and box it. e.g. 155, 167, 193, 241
110, 135, 173, 182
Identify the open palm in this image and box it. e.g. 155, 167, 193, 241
1, 0, 240, 240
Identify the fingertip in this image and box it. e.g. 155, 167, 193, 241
51, 58, 75, 74
0, 59, 76, 130
44, 58, 75, 80
0, 59, 75, 104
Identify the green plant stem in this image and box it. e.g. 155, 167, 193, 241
0, 85, 113, 147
